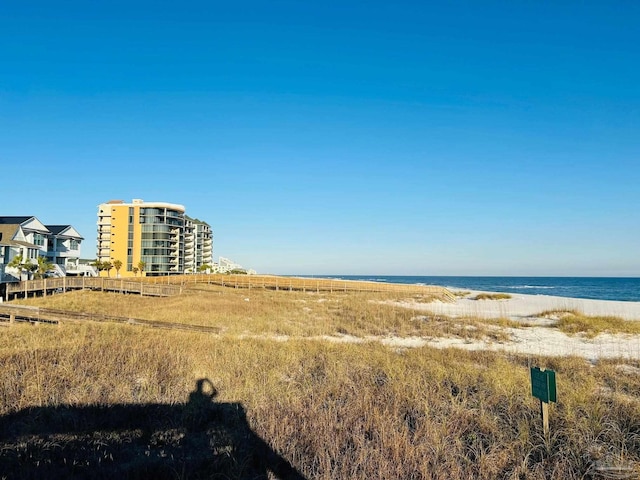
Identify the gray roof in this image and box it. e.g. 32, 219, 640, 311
0, 216, 33, 225
45, 224, 84, 240
45, 225, 69, 235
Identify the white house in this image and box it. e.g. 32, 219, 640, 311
44, 225, 85, 276
0, 216, 87, 282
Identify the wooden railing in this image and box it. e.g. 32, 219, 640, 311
147, 274, 456, 301
4, 277, 181, 300
2, 275, 454, 302
0, 304, 217, 333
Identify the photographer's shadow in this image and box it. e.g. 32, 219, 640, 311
0, 378, 306, 480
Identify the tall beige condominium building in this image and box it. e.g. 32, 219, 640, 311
184, 216, 214, 273
97, 199, 187, 277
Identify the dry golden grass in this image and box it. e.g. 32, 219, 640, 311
472, 293, 513, 301
11, 286, 507, 341
148, 273, 455, 299
538, 310, 640, 338
2, 288, 640, 479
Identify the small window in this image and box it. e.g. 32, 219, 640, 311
33, 234, 45, 246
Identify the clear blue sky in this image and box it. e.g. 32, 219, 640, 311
1, 1, 639, 276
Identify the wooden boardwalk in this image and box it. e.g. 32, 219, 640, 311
0, 303, 218, 333
2, 274, 454, 302
149, 274, 456, 300
4, 277, 182, 301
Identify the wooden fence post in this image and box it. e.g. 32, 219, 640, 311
540, 400, 550, 438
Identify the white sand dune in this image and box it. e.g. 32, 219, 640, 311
245, 290, 640, 360
380, 290, 640, 360
396, 290, 640, 321
413, 329, 640, 361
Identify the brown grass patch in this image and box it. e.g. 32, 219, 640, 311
472, 293, 513, 301
2, 289, 640, 478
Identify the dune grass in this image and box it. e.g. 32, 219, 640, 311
2, 288, 640, 478
549, 310, 640, 338
10, 287, 509, 341
537, 309, 640, 337
472, 293, 513, 301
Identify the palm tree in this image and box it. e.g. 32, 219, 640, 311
8, 255, 27, 280
9, 256, 38, 280
35, 256, 54, 279
91, 259, 105, 277
137, 261, 146, 277
112, 259, 123, 278
25, 262, 38, 279
132, 267, 139, 277
103, 261, 113, 278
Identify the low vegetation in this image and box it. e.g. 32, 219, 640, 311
541, 310, 640, 338
472, 293, 513, 301
453, 290, 471, 298
1, 286, 639, 479
8, 286, 489, 340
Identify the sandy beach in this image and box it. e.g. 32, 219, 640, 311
400, 289, 640, 321
382, 289, 640, 360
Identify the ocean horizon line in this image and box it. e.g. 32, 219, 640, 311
285, 275, 640, 303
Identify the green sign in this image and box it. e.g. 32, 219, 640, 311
530, 367, 557, 403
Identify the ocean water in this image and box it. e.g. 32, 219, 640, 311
314, 276, 640, 302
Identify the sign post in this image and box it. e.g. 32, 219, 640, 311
530, 367, 557, 437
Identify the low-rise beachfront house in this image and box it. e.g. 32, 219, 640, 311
0, 216, 86, 282
0, 216, 49, 282
44, 225, 86, 276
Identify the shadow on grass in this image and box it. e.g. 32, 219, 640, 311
0, 379, 306, 480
